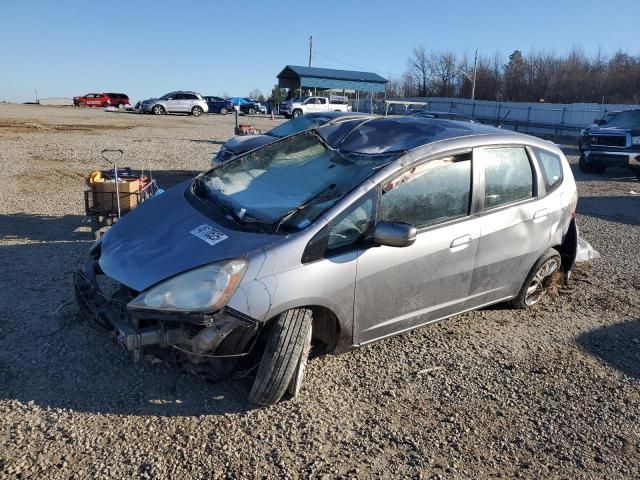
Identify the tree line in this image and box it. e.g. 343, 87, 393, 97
386, 47, 640, 104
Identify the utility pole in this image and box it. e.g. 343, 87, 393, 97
459, 49, 478, 100
471, 49, 478, 101
308, 35, 313, 67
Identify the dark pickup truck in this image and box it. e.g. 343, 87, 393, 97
578, 109, 640, 180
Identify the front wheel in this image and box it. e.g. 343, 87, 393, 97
292, 109, 303, 118
248, 107, 256, 115
249, 308, 312, 406
511, 249, 561, 309
78, 102, 85, 107
191, 106, 203, 117
152, 105, 165, 115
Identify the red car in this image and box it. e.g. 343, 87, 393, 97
73, 93, 130, 108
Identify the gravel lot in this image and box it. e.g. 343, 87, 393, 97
0, 104, 639, 479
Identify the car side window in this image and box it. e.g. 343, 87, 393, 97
379, 154, 471, 229
327, 195, 374, 251
480, 147, 533, 209
318, 98, 327, 105
533, 147, 563, 192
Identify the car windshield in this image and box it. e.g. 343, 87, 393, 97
201, 131, 395, 231
604, 110, 640, 128
267, 115, 332, 138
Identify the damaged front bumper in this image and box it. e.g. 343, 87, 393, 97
73, 259, 260, 362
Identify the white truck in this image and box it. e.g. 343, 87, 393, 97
279, 96, 351, 119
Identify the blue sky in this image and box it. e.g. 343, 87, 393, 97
1, 0, 637, 103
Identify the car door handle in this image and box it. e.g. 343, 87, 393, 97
450, 234, 472, 250
533, 209, 549, 222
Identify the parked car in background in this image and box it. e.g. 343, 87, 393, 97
104, 93, 130, 108
204, 96, 234, 115
139, 91, 208, 116
75, 117, 579, 406
228, 97, 262, 115
279, 96, 351, 118
578, 108, 640, 179
408, 110, 477, 122
212, 112, 375, 165
74, 93, 111, 107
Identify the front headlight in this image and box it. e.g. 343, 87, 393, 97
632, 136, 640, 145
128, 259, 247, 312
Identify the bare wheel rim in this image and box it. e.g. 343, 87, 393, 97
525, 258, 559, 306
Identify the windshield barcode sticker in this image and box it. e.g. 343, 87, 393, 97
190, 224, 228, 246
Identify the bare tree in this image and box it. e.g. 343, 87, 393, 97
248, 88, 263, 100
401, 46, 640, 104
428, 51, 459, 97
407, 45, 430, 97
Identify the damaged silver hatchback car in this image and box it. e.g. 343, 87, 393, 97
75, 117, 579, 406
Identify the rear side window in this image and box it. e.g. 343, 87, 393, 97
379, 154, 471, 228
534, 147, 563, 192
480, 147, 533, 209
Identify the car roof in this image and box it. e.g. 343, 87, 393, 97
305, 111, 374, 120
338, 116, 517, 154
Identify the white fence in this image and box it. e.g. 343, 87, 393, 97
352, 96, 639, 138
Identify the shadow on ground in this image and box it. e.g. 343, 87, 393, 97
577, 195, 640, 226
0, 177, 256, 416
569, 163, 640, 184
576, 319, 640, 379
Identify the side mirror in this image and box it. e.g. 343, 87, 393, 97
372, 221, 417, 248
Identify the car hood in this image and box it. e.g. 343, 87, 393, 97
99, 181, 280, 292
224, 134, 275, 154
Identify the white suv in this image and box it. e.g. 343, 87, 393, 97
139, 91, 209, 116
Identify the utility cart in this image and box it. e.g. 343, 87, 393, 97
84, 149, 160, 239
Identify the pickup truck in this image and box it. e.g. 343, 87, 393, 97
578, 108, 640, 180
279, 96, 351, 118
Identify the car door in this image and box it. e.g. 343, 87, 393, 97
468, 145, 552, 304
170, 93, 185, 112
317, 97, 329, 111
305, 97, 319, 113
353, 152, 481, 345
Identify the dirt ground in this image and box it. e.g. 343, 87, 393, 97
0, 104, 639, 479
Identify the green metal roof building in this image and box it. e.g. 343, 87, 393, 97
277, 65, 388, 94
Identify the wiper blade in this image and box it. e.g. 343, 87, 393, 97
274, 183, 337, 233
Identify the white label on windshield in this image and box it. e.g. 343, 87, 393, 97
190, 224, 228, 246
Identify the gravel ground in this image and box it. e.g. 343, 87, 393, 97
0, 104, 638, 479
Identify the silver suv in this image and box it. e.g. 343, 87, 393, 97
75, 117, 579, 406
139, 91, 208, 116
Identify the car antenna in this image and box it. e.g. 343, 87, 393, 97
498, 109, 511, 128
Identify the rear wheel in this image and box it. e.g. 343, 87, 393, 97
219, 107, 228, 115
249, 308, 312, 406
118, 103, 124, 109
192, 106, 203, 117
292, 109, 303, 118
511, 249, 561, 309
152, 105, 165, 115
